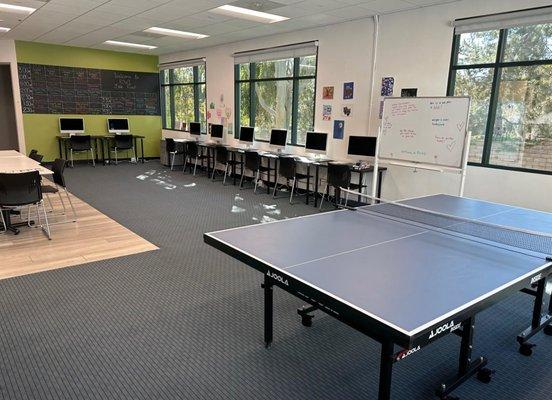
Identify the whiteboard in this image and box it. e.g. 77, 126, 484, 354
379, 97, 470, 169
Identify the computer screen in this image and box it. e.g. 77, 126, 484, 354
107, 118, 129, 133
347, 136, 377, 157
239, 126, 254, 143
59, 118, 84, 133
305, 132, 328, 152
210, 124, 223, 138
269, 129, 287, 147
189, 122, 201, 135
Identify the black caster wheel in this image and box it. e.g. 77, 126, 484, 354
264, 342, 271, 349
476, 368, 494, 384
441, 395, 459, 400
301, 315, 313, 327
543, 325, 552, 336
519, 343, 535, 356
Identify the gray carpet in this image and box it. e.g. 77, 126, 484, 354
0, 161, 551, 400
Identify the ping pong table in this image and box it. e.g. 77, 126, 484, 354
204, 194, 552, 400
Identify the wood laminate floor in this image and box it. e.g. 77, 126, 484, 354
0, 189, 158, 280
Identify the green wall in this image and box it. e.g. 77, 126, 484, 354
15, 41, 161, 161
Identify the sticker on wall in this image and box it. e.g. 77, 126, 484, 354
381, 77, 394, 96
341, 104, 353, 118
220, 93, 224, 103
322, 86, 334, 100
322, 104, 332, 121
207, 110, 212, 120
343, 82, 354, 100
209, 102, 216, 110
333, 120, 344, 140
216, 108, 222, 118
227, 123, 233, 135
378, 100, 385, 119
225, 107, 232, 119
401, 88, 418, 97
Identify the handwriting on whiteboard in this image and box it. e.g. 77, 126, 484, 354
431, 118, 449, 127
391, 102, 418, 116
429, 100, 452, 110
400, 129, 416, 139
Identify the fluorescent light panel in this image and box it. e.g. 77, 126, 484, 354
211, 5, 289, 24
0, 3, 35, 14
0, 26, 10, 32
145, 27, 208, 39
104, 40, 157, 50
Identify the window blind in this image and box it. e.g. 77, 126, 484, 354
233, 41, 318, 64
159, 57, 205, 70
453, 6, 552, 34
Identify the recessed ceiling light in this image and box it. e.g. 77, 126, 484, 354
144, 27, 209, 39
0, 3, 35, 14
210, 5, 289, 24
104, 40, 157, 50
0, 26, 10, 32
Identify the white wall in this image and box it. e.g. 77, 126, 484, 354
160, 0, 552, 211
0, 39, 25, 153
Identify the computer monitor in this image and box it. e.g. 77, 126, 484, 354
347, 136, 377, 160
210, 124, 223, 139
239, 126, 254, 144
189, 122, 201, 136
107, 118, 130, 134
305, 132, 328, 154
269, 129, 287, 150
59, 118, 85, 135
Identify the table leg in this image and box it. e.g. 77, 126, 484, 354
58, 138, 63, 159
232, 151, 237, 185
378, 341, 394, 400
262, 274, 273, 349
377, 169, 384, 199
140, 138, 145, 163
358, 171, 363, 203
267, 158, 271, 194
306, 164, 310, 205
314, 165, 320, 208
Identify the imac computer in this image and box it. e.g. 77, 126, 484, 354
239, 126, 254, 148
347, 136, 377, 162
107, 118, 130, 134
269, 129, 287, 153
59, 118, 85, 136
210, 124, 223, 143
189, 122, 201, 140
305, 132, 328, 157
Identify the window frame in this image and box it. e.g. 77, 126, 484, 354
447, 26, 552, 175
234, 54, 318, 147
160, 64, 207, 133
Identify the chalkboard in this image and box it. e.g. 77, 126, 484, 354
379, 97, 470, 169
18, 63, 160, 116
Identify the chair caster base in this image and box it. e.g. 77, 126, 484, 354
519, 342, 535, 356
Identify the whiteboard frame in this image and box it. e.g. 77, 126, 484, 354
372, 96, 471, 199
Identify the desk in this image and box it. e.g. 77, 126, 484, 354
205, 194, 552, 400
103, 135, 146, 164
0, 151, 52, 234
57, 135, 146, 165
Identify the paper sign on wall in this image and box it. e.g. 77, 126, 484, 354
322, 86, 334, 100
381, 77, 394, 96
322, 104, 332, 121
333, 120, 344, 139
343, 82, 354, 100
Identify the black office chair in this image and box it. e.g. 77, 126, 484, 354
110, 135, 135, 165
41, 159, 77, 223
165, 138, 184, 170
319, 163, 361, 210
273, 156, 311, 204
239, 150, 273, 193
28, 152, 44, 163
211, 146, 240, 185
68, 135, 95, 167
0, 171, 50, 239
184, 141, 208, 175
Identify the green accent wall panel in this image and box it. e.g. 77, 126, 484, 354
15, 41, 162, 161
23, 115, 162, 161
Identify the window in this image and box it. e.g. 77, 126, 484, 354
160, 62, 206, 132
235, 50, 317, 146
448, 20, 552, 173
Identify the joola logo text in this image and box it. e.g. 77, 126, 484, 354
395, 346, 421, 361
531, 274, 542, 285
429, 321, 461, 339
266, 271, 289, 286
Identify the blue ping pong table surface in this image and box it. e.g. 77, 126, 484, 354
206, 194, 552, 337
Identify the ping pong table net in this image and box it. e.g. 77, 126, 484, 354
353, 195, 552, 258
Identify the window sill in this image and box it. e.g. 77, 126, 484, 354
468, 162, 552, 176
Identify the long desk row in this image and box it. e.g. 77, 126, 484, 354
172, 139, 386, 207
56, 135, 146, 165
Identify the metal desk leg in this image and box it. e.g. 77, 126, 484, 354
267, 158, 271, 194
306, 164, 310, 205
378, 341, 394, 400
232, 151, 237, 185
358, 171, 364, 203
314, 165, 320, 208
58, 138, 63, 159
140, 138, 145, 163
262, 275, 274, 349
377, 169, 384, 199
